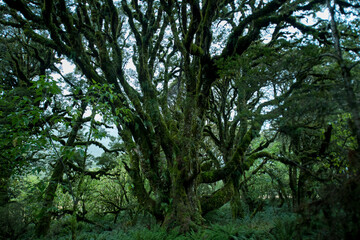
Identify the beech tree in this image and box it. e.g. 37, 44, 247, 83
2, 0, 358, 235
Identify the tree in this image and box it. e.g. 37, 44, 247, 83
2, 0, 358, 234
201, 42, 318, 217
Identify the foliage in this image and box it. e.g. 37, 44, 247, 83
1, 0, 360, 239
14, 204, 302, 240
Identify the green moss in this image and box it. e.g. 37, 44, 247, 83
201, 182, 234, 214
190, 44, 204, 56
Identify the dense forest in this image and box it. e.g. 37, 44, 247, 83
0, 0, 359, 239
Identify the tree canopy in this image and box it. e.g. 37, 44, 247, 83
1, 0, 360, 239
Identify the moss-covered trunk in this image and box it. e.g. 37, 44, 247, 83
230, 184, 244, 219
162, 166, 203, 233
228, 172, 244, 218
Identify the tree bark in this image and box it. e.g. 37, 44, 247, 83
162, 166, 203, 233
229, 172, 244, 219
230, 187, 244, 219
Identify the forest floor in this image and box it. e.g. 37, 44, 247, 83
17, 201, 324, 240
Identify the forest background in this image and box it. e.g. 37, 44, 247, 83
0, 0, 360, 239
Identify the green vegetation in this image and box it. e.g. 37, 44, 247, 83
16, 203, 301, 240
1, 0, 360, 239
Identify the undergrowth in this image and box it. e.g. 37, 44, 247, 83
19, 204, 300, 240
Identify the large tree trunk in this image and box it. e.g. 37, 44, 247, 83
230, 188, 244, 219
162, 164, 203, 232
229, 172, 244, 219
